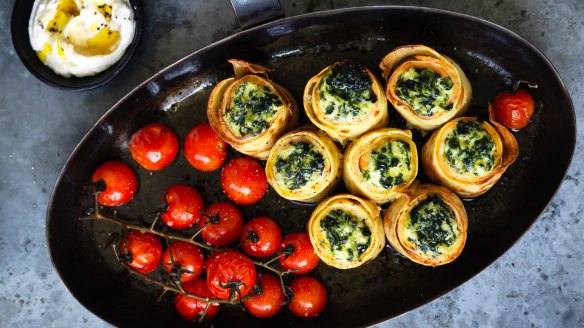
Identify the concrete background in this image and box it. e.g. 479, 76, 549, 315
1, 0, 582, 327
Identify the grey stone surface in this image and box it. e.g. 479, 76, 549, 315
0, 0, 582, 327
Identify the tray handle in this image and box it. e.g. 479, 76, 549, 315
229, 0, 284, 29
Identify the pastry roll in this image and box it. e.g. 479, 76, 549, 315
379, 45, 472, 131
303, 61, 389, 146
307, 194, 385, 269
207, 59, 299, 160
343, 128, 418, 204
383, 182, 467, 266
421, 104, 519, 198
265, 128, 342, 203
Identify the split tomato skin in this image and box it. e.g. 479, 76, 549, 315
91, 161, 137, 206
163, 241, 205, 283
206, 251, 257, 301
161, 185, 204, 230
119, 231, 163, 274
240, 216, 282, 258
243, 273, 285, 318
199, 202, 243, 247
184, 123, 228, 172
493, 89, 535, 130
129, 123, 179, 171
288, 276, 327, 319
278, 232, 319, 274
221, 157, 268, 205
175, 278, 221, 320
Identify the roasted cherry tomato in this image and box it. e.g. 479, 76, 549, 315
163, 241, 205, 283
119, 231, 163, 274
175, 278, 221, 320
243, 273, 285, 318
91, 161, 137, 206
161, 185, 204, 229
493, 89, 535, 130
288, 276, 327, 318
129, 123, 179, 171
278, 232, 319, 274
240, 216, 281, 258
221, 157, 267, 205
184, 123, 228, 172
206, 251, 256, 301
199, 202, 243, 247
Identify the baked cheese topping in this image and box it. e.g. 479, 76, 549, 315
317, 62, 377, 122
274, 142, 325, 190
405, 195, 458, 256
396, 67, 454, 117
225, 81, 283, 137
361, 140, 413, 190
444, 120, 496, 176
319, 209, 371, 262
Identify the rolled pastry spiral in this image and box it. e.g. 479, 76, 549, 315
303, 61, 389, 146
421, 104, 519, 198
307, 194, 385, 269
265, 127, 342, 203
383, 182, 467, 266
343, 128, 418, 204
207, 59, 299, 160
379, 45, 472, 131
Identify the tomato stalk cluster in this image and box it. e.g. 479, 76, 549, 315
80, 195, 297, 320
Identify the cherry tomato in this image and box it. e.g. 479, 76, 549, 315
199, 202, 243, 247
221, 157, 267, 205
91, 161, 137, 206
129, 123, 179, 171
175, 278, 221, 320
493, 89, 535, 130
163, 241, 205, 283
243, 273, 285, 318
288, 276, 327, 318
278, 232, 319, 274
161, 185, 204, 230
119, 231, 163, 274
206, 251, 256, 301
240, 216, 282, 258
184, 123, 228, 172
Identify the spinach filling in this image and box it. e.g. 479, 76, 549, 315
320, 209, 372, 261
444, 121, 496, 176
225, 82, 283, 137
395, 67, 454, 117
362, 140, 412, 190
407, 195, 458, 255
274, 142, 325, 190
318, 62, 377, 121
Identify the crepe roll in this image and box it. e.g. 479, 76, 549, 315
303, 61, 389, 146
421, 104, 518, 198
265, 128, 342, 203
343, 128, 418, 204
379, 45, 472, 131
207, 59, 299, 160
383, 182, 467, 266
307, 194, 385, 269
